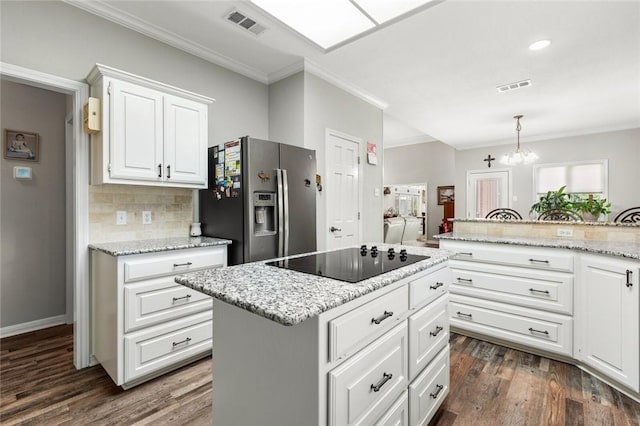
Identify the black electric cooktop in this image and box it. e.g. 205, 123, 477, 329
266, 245, 430, 283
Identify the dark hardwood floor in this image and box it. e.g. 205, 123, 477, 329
1, 325, 639, 425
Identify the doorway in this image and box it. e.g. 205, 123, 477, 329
0, 62, 90, 368
382, 183, 427, 245
466, 169, 512, 218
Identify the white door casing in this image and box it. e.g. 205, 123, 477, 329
466, 169, 512, 219
325, 129, 361, 250
0, 62, 90, 368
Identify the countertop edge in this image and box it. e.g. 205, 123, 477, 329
89, 237, 232, 257
436, 233, 640, 260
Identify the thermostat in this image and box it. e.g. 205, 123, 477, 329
13, 166, 32, 179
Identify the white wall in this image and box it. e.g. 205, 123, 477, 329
1, 80, 68, 327
0, 1, 269, 146
304, 73, 384, 249
384, 141, 456, 239
454, 128, 640, 219
268, 72, 304, 146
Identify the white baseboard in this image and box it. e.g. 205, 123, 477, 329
0, 314, 68, 339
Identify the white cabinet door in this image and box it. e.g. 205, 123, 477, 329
163, 95, 208, 186
578, 254, 639, 391
110, 80, 164, 181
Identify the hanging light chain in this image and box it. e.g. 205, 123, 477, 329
514, 114, 523, 151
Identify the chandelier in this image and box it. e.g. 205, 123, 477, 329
499, 115, 538, 165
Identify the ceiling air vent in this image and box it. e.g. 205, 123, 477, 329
496, 79, 532, 93
225, 9, 267, 36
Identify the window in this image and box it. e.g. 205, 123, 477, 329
533, 160, 608, 199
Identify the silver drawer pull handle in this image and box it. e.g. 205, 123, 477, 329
370, 372, 392, 392
430, 384, 444, 399
172, 294, 192, 302
172, 337, 192, 347
173, 262, 193, 267
371, 311, 393, 325
529, 288, 550, 295
430, 282, 444, 290
529, 258, 550, 264
458, 252, 473, 256
626, 270, 633, 288
457, 277, 473, 283
430, 326, 444, 337
528, 327, 549, 335
456, 311, 472, 319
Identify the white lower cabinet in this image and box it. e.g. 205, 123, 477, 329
409, 346, 449, 426
375, 391, 409, 426
577, 254, 640, 392
91, 245, 226, 388
442, 239, 640, 401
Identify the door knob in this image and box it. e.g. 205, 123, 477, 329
330, 226, 341, 232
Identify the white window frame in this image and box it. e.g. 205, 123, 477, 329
532, 159, 609, 202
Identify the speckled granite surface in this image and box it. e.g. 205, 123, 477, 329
175, 245, 451, 326
453, 218, 640, 227
436, 233, 640, 260
89, 236, 232, 256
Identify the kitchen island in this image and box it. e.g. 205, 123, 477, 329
176, 244, 452, 426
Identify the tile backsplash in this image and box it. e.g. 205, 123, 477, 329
89, 184, 194, 243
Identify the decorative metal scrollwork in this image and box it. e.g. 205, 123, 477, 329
614, 207, 640, 223
538, 208, 582, 221
485, 208, 523, 220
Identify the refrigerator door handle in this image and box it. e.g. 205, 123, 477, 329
282, 168, 290, 257
276, 168, 284, 257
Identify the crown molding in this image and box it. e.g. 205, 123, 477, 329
267, 59, 305, 84
63, 0, 269, 84
301, 59, 388, 110
384, 135, 438, 149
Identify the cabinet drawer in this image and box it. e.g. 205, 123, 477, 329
124, 278, 212, 332
409, 346, 449, 426
124, 311, 212, 382
408, 294, 449, 381
374, 391, 408, 426
443, 240, 574, 272
409, 265, 450, 309
450, 294, 573, 357
123, 247, 225, 282
328, 322, 408, 426
329, 286, 409, 362
450, 262, 573, 315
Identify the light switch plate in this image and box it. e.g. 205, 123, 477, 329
116, 211, 127, 225
142, 211, 152, 225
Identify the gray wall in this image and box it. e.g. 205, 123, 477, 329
0, 1, 269, 146
268, 72, 304, 146
454, 128, 640, 219
1, 80, 68, 327
304, 73, 384, 249
384, 141, 456, 239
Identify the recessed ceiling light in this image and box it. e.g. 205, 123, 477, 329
529, 39, 551, 51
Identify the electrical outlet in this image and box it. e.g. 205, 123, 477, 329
116, 211, 127, 225
556, 228, 573, 237
142, 211, 152, 225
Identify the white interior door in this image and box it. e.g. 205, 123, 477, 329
466, 169, 511, 218
326, 130, 360, 250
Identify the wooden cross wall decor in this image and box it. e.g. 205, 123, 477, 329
484, 154, 496, 168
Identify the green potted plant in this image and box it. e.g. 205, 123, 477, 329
530, 186, 573, 216
576, 195, 611, 221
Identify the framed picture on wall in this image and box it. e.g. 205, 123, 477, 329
437, 185, 455, 205
3, 129, 39, 161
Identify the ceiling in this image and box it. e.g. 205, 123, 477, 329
67, 0, 640, 149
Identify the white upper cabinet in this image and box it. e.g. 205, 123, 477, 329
88, 64, 213, 189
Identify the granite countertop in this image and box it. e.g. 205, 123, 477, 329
89, 236, 232, 256
175, 244, 451, 326
436, 233, 640, 260
453, 218, 640, 227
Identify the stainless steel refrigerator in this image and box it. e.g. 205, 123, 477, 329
200, 136, 317, 265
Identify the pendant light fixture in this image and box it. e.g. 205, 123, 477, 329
499, 114, 539, 165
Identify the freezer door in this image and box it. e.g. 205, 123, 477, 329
280, 144, 317, 256
245, 138, 280, 263
200, 146, 244, 265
